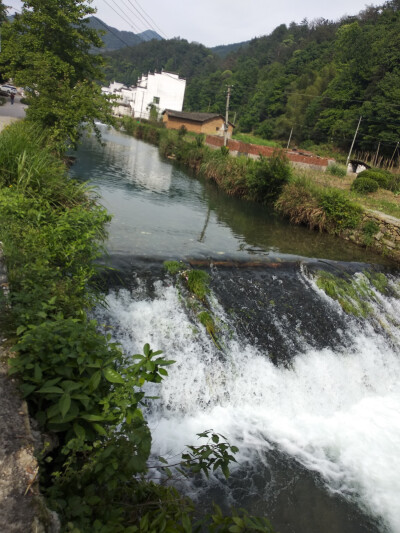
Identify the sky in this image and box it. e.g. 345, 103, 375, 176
8, 0, 378, 48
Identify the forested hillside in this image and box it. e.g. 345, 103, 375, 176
103, 0, 400, 157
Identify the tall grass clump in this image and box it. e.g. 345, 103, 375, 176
327, 162, 347, 177
275, 176, 328, 231
0, 121, 87, 207
276, 177, 363, 234
200, 148, 250, 197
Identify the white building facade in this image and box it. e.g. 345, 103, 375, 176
102, 71, 186, 120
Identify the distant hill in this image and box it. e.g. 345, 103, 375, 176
210, 41, 249, 57
88, 16, 162, 52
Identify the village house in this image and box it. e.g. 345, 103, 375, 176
101, 71, 186, 120
162, 110, 234, 138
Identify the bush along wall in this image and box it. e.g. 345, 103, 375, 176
0, 121, 276, 532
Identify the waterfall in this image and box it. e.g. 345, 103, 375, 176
94, 264, 400, 533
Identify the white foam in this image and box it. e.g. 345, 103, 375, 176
96, 279, 400, 532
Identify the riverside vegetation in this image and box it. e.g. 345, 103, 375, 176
117, 117, 400, 260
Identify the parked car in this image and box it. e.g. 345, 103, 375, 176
0, 84, 17, 96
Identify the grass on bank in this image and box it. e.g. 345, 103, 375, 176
292, 167, 400, 219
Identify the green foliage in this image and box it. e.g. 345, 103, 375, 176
233, 133, 280, 148
351, 177, 379, 194
319, 188, 363, 232
356, 169, 390, 189
181, 430, 238, 479
178, 125, 188, 138
1, 0, 113, 152
208, 504, 275, 532
362, 220, 380, 246
327, 163, 347, 177
247, 151, 292, 203
163, 260, 183, 275
186, 269, 211, 301
276, 176, 365, 234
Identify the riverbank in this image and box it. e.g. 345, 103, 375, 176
117, 117, 400, 265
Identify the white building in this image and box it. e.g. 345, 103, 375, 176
101, 71, 186, 120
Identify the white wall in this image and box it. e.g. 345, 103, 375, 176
103, 72, 186, 121
131, 71, 186, 120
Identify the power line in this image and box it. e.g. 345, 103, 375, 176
128, 0, 168, 39
92, 16, 134, 49
102, 0, 145, 37
100, 0, 166, 42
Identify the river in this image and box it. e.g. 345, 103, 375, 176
70, 126, 400, 533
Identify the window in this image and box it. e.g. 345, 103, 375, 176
216, 127, 219, 131
153, 96, 160, 104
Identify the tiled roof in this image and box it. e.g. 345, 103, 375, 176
163, 110, 224, 123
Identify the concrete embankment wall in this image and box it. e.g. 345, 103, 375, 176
205, 135, 334, 171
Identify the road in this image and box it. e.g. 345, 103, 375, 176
0, 94, 27, 131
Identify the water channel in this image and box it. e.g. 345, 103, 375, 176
70, 126, 400, 533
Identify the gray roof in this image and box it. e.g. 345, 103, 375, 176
163, 109, 225, 124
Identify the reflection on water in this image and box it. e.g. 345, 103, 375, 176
70, 127, 391, 265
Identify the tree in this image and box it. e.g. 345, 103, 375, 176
0, 0, 113, 151
0, 0, 7, 23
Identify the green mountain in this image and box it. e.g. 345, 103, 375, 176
103, 0, 400, 157
88, 16, 162, 52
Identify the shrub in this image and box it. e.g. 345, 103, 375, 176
247, 151, 292, 203
357, 168, 391, 189
351, 177, 379, 194
386, 173, 400, 193
319, 188, 363, 232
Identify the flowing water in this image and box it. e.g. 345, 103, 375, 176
70, 127, 400, 533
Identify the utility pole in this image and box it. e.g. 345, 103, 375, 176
389, 141, 399, 168
286, 127, 293, 150
373, 141, 381, 167
346, 116, 362, 169
224, 85, 232, 147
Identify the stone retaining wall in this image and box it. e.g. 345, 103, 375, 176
362, 210, 400, 261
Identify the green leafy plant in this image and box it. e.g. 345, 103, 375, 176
319, 188, 363, 232
186, 269, 211, 301
362, 220, 380, 246
163, 260, 183, 275
247, 151, 292, 203
351, 176, 379, 194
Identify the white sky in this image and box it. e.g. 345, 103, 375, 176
8, 0, 377, 48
